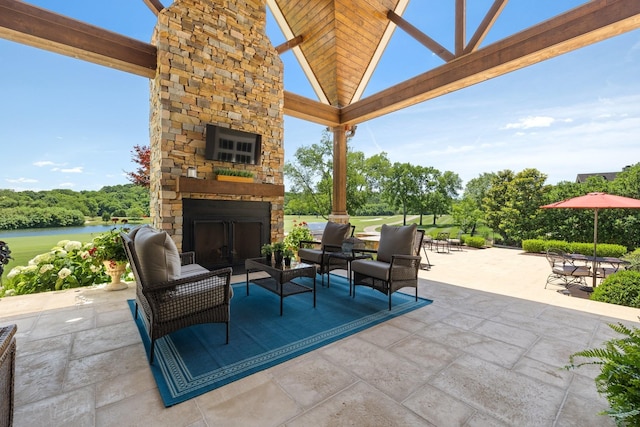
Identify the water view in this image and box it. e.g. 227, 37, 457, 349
0, 224, 122, 238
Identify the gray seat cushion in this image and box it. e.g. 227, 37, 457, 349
297, 248, 323, 264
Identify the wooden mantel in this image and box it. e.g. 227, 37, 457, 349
177, 177, 284, 197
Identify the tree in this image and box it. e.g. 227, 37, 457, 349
452, 197, 483, 234
414, 166, 439, 225
284, 129, 379, 217
383, 162, 421, 225
483, 168, 548, 244
125, 145, 150, 188
425, 171, 462, 225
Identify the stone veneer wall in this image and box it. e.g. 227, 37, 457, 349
149, 0, 284, 250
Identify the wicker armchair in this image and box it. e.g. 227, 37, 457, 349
121, 226, 232, 364
351, 224, 424, 310
0, 324, 16, 427
298, 222, 355, 286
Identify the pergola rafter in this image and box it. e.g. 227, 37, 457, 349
1, 0, 637, 128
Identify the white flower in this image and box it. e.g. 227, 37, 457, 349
55, 250, 68, 258
4, 289, 15, 296
90, 264, 100, 273
39, 264, 54, 274
30, 253, 54, 265
80, 251, 90, 259
23, 265, 38, 273
6, 267, 23, 279
83, 242, 94, 250
64, 241, 82, 252
56, 240, 70, 248
58, 268, 72, 279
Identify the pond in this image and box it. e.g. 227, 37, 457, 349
0, 224, 127, 238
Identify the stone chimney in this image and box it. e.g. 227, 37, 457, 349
149, 0, 285, 253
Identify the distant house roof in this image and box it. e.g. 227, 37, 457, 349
575, 172, 619, 183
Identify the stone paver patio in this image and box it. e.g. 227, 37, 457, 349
2, 246, 639, 426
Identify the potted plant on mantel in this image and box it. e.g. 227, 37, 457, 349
92, 228, 129, 291
215, 168, 254, 183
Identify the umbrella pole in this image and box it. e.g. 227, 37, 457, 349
592, 209, 598, 289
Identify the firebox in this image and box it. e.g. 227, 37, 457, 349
182, 199, 271, 271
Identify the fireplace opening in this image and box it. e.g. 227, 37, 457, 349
183, 199, 270, 271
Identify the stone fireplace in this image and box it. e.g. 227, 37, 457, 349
148, 0, 285, 268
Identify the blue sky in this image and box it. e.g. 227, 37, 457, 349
1, 0, 638, 192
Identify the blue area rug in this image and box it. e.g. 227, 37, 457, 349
128, 273, 432, 407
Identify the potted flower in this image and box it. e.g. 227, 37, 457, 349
283, 247, 294, 267
272, 242, 285, 265
261, 243, 273, 264
215, 168, 254, 183
91, 228, 129, 291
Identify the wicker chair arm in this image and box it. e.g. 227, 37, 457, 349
390, 254, 421, 267
143, 267, 232, 293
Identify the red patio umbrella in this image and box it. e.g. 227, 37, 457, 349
540, 192, 640, 289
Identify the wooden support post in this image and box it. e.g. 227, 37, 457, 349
330, 125, 350, 220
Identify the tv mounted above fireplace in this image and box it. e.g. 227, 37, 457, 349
205, 124, 261, 165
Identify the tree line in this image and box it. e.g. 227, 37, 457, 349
284, 129, 640, 250
284, 130, 462, 225
0, 185, 150, 230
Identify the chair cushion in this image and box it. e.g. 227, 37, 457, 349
133, 226, 181, 284
298, 248, 323, 264
351, 258, 391, 281
377, 224, 417, 263
321, 221, 351, 246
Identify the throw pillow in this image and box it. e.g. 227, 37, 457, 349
377, 223, 417, 263
133, 226, 181, 284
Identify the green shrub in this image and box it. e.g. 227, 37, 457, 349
591, 271, 640, 308
2, 239, 109, 296
465, 236, 485, 248
566, 323, 640, 426
522, 239, 546, 253
623, 249, 640, 272
569, 243, 627, 258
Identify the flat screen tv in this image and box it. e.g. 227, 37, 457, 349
205, 124, 261, 165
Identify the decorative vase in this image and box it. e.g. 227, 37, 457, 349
284, 257, 291, 267
274, 251, 283, 265
265, 254, 272, 264
103, 260, 128, 291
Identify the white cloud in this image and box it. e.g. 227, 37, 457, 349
59, 167, 84, 173
6, 177, 38, 183
33, 161, 55, 167
503, 116, 556, 130
58, 182, 75, 188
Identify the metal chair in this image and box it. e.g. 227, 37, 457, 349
545, 248, 591, 290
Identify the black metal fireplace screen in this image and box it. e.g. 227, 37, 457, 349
182, 199, 270, 271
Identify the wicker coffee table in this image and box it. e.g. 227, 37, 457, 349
245, 258, 316, 315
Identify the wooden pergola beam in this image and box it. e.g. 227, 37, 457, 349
275, 35, 304, 54
464, 0, 508, 54
342, 0, 640, 125
455, 0, 465, 55
283, 91, 341, 127
142, 0, 164, 16
0, 0, 156, 78
387, 10, 454, 62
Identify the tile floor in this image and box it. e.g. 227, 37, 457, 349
2, 247, 639, 426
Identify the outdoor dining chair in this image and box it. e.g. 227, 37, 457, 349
544, 248, 591, 290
